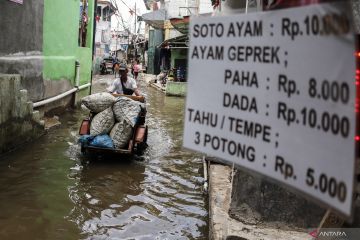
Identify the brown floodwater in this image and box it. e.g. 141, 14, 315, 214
0, 80, 208, 239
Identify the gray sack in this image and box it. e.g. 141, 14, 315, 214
110, 120, 133, 149
90, 107, 115, 136
81, 92, 116, 113
112, 97, 144, 127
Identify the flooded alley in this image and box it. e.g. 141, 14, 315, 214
0, 76, 208, 240
2, 1, 360, 239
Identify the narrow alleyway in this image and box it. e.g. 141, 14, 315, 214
0, 74, 208, 239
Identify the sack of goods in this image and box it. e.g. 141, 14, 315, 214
113, 97, 144, 127
81, 93, 145, 150
81, 92, 116, 113
90, 107, 115, 136
110, 120, 133, 149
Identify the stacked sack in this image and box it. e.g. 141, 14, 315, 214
80, 92, 144, 149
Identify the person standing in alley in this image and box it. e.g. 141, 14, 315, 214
133, 60, 141, 80
112, 54, 120, 78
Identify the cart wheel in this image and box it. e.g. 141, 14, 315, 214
134, 126, 148, 155
143, 126, 148, 143
81, 143, 86, 154
134, 142, 148, 156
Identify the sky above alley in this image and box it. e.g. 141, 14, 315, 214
111, 0, 149, 33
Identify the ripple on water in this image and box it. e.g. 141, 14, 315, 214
70, 86, 207, 239
0, 84, 208, 239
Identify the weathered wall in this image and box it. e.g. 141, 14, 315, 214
209, 163, 312, 239
225, 0, 356, 232
43, 0, 94, 98
0, 0, 94, 101
164, 0, 198, 18
352, 0, 360, 33
0, 0, 95, 154
0, 0, 45, 102
230, 169, 325, 229
166, 82, 187, 96
0, 74, 44, 154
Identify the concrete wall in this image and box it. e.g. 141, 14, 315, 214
166, 82, 186, 97
43, 0, 95, 99
94, 8, 111, 44
0, 74, 44, 154
0, 0, 95, 155
209, 163, 313, 239
147, 29, 163, 74
93, 2, 113, 74
0, 0, 45, 102
43, 0, 77, 92
352, 0, 360, 33
0, 0, 94, 102
230, 169, 325, 229
165, 0, 198, 18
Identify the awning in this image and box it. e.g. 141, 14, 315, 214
158, 34, 188, 49
170, 16, 190, 34
139, 9, 167, 29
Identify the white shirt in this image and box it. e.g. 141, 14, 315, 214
107, 76, 137, 94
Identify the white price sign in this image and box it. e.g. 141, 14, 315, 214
183, 2, 356, 216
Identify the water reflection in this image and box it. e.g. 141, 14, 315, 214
0, 122, 81, 240
68, 84, 208, 239
0, 82, 208, 239
67, 161, 147, 238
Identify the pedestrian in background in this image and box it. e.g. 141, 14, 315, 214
133, 60, 141, 80
112, 54, 120, 78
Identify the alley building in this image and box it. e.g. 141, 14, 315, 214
0, 0, 96, 154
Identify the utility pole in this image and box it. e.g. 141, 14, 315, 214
134, 2, 137, 34
115, 22, 119, 58
127, 32, 130, 63
134, 1, 137, 61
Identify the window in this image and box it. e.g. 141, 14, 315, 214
97, 6, 102, 17
103, 6, 110, 21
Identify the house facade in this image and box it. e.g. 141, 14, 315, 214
93, 0, 115, 73
141, 0, 212, 76
0, 0, 96, 154
110, 30, 130, 61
